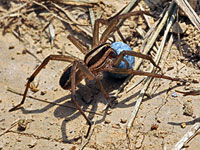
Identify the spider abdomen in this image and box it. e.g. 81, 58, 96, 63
59, 65, 84, 89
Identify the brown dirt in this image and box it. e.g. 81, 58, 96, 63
0, 1, 200, 150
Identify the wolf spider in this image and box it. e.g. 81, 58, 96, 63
9, 11, 184, 137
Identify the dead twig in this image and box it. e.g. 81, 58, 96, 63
172, 123, 200, 150
115, 7, 167, 97
52, 0, 99, 7
148, 34, 174, 95
80, 121, 96, 150
110, 0, 145, 97
175, 87, 200, 96
135, 2, 176, 70
161, 34, 174, 67
174, 0, 200, 30
126, 78, 144, 93
0, 119, 19, 137
89, 7, 95, 30
33, 1, 92, 37
126, 2, 177, 136
24, 49, 42, 63
176, 12, 183, 55
139, 4, 153, 28
51, 2, 89, 26
0, 2, 29, 20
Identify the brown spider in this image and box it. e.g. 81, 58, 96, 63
9, 11, 184, 137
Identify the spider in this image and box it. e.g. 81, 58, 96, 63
9, 11, 184, 137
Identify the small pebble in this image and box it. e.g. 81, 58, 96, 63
183, 102, 193, 116
178, 56, 185, 62
156, 119, 161, 123
120, 118, 127, 124
53, 88, 58, 92
112, 123, 121, 129
36, 50, 42, 54
106, 110, 112, 115
40, 91, 47, 95
172, 92, 177, 97
184, 86, 190, 90
181, 122, 186, 128
9, 46, 14, 49
22, 49, 27, 54
197, 61, 200, 68
18, 119, 28, 131
151, 124, 159, 130
17, 138, 22, 142
187, 99, 192, 102
167, 66, 174, 71
70, 146, 76, 150
28, 140, 37, 148
184, 82, 191, 90
104, 119, 111, 124
0, 118, 5, 123
192, 79, 199, 83
185, 82, 191, 86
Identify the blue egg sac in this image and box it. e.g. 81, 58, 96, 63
107, 41, 135, 78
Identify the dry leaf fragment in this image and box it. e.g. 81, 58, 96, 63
30, 81, 39, 92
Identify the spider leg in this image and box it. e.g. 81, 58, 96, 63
71, 61, 92, 138
96, 79, 110, 99
113, 50, 161, 70
67, 35, 87, 54
116, 29, 126, 43
70, 60, 112, 137
75, 61, 110, 100
108, 67, 184, 82
99, 11, 153, 44
93, 18, 126, 47
9, 55, 77, 112
93, 19, 109, 47
92, 17, 125, 47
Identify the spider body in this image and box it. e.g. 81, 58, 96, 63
59, 41, 135, 90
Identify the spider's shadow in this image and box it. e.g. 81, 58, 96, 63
115, 83, 182, 109
19, 74, 182, 143
19, 73, 125, 142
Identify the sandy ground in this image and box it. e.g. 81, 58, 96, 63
0, 1, 200, 150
